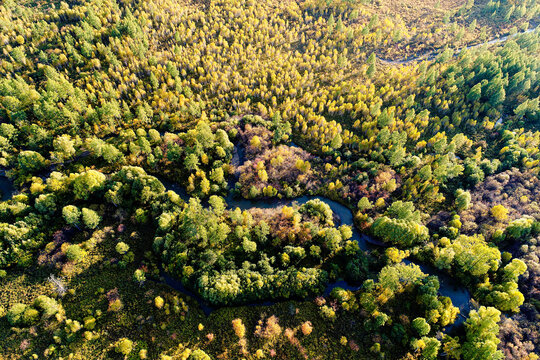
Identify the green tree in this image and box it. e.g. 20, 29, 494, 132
7, 303, 27, 326
115, 338, 133, 356
455, 189, 471, 211
66, 244, 85, 262
18, 150, 47, 173
63, 205, 81, 226
462, 306, 503, 360
412, 317, 431, 336
73, 170, 106, 200
51, 134, 76, 162
82, 208, 100, 229
188, 349, 212, 360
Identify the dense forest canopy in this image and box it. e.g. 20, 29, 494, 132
0, 0, 539, 359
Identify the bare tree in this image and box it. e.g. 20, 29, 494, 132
48, 274, 67, 296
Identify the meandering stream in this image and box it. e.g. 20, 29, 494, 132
380, 26, 538, 65
159, 181, 471, 329
0, 142, 471, 330
0, 147, 471, 329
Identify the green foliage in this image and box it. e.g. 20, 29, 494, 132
372, 216, 429, 247
412, 317, 431, 336
116, 242, 130, 255
73, 170, 106, 201
114, 338, 133, 355
18, 151, 46, 174
455, 189, 471, 211
81, 208, 100, 229
7, 303, 28, 326
462, 307, 503, 360
62, 205, 81, 226
33, 295, 60, 318
188, 349, 212, 360
0, 0, 538, 358
65, 244, 85, 262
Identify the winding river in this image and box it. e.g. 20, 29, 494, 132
380, 26, 538, 65
0, 147, 471, 330
159, 179, 471, 330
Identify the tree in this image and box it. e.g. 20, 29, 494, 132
462, 306, 503, 360
232, 318, 246, 338
35, 194, 56, 215
66, 244, 85, 262
82, 208, 100, 229
34, 295, 60, 318
134, 269, 146, 284
115, 338, 133, 356
467, 83, 482, 102
490, 205, 508, 221
184, 153, 199, 171
386, 201, 423, 222
330, 134, 342, 150
251, 135, 261, 148
63, 205, 81, 226
116, 242, 130, 255
357, 197, 373, 211
421, 337, 441, 360
412, 317, 431, 336
188, 349, 212, 360
18, 150, 47, 173
73, 170, 106, 200
51, 134, 76, 162
7, 303, 28, 326
372, 216, 429, 247
455, 189, 471, 211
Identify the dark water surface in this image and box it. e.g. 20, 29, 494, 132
0, 171, 15, 201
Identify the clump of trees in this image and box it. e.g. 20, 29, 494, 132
156, 197, 366, 305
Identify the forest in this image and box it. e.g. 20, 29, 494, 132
0, 0, 539, 358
